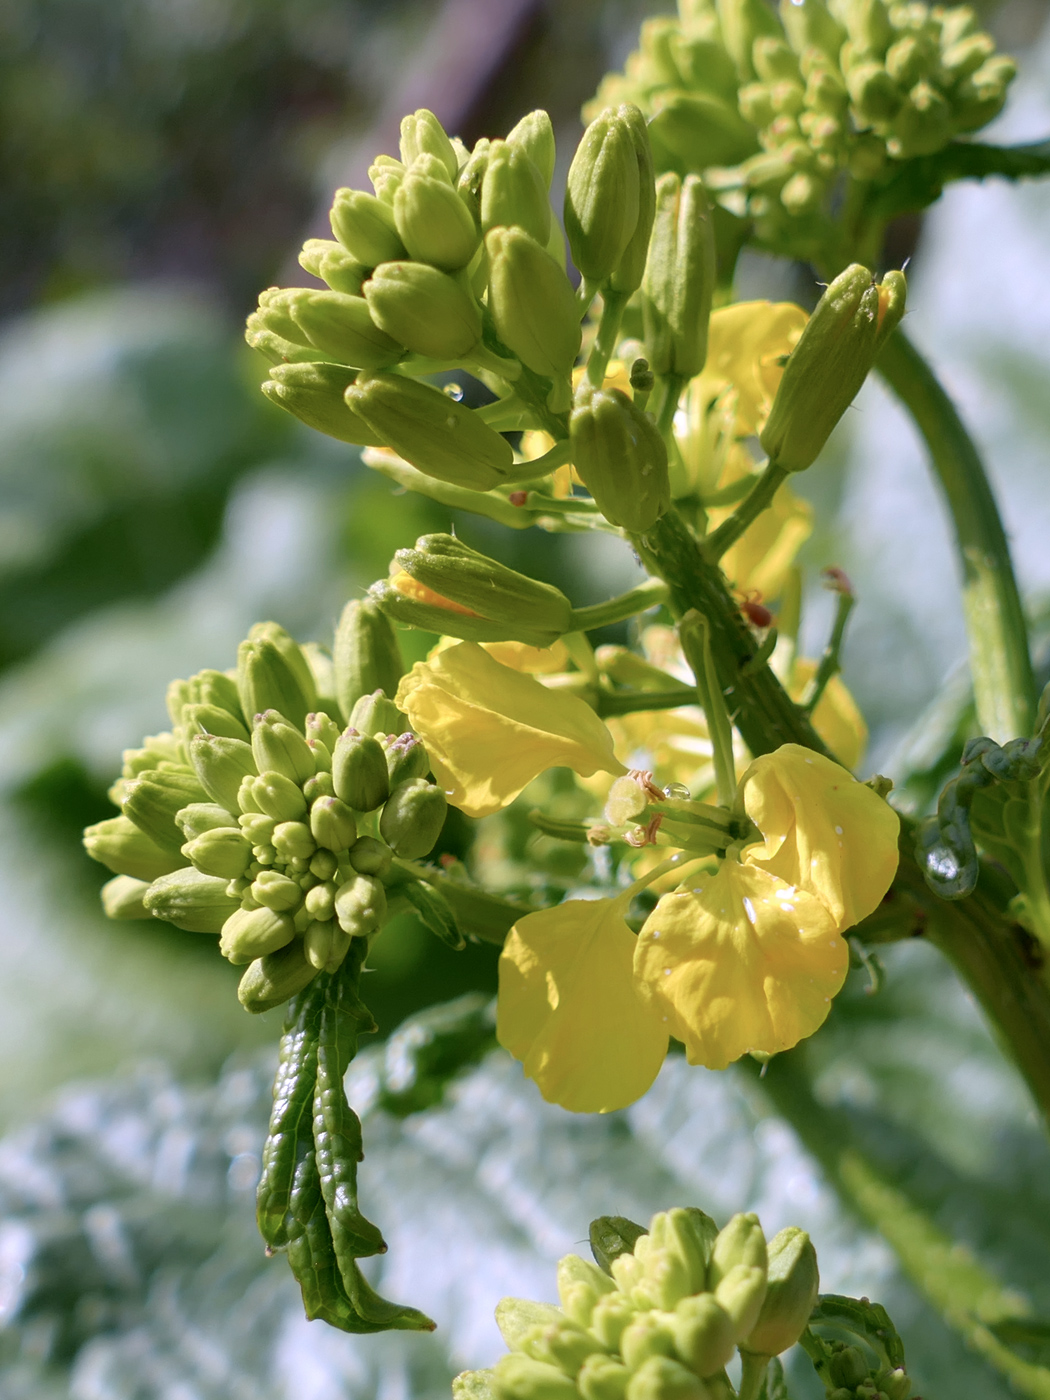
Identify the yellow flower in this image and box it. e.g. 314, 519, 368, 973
429, 636, 572, 675
694, 301, 809, 438
497, 895, 669, 1113
395, 640, 625, 818
634, 745, 899, 1069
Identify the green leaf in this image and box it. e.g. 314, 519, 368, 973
589, 1215, 648, 1274
866, 139, 1050, 222
810, 1295, 907, 1371
403, 879, 466, 950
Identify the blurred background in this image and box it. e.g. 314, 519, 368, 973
1, 1, 1050, 1396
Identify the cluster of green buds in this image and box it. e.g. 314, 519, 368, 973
591, 0, 1016, 263
83, 604, 449, 1014
457, 1207, 826, 1400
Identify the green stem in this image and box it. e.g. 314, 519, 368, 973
679, 609, 737, 808
586, 289, 630, 387
877, 328, 1036, 742
802, 587, 855, 717
596, 687, 696, 718
702, 460, 789, 560
570, 578, 670, 631
502, 440, 573, 483
655, 373, 688, 442
736, 1352, 769, 1400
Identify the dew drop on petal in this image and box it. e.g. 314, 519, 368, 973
742, 896, 756, 926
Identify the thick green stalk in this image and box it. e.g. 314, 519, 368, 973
634, 507, 1050, 1127
877, 329, 1036, 742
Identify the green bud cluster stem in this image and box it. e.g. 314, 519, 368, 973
456, 1207, 822, 1400
83, 614, 450, 1016
592, 0, 1016, 265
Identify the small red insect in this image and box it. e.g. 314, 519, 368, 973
509, 490, 529, 507
737, 589, 773, 629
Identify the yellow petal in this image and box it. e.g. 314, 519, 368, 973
498, 898, 669, 1112
787, 660, 867, 772
395, 641, 625, 818
740, 744, 899, 930
634, 861, 848, 1070
701, 301, 809, 437
481, 639, 573, 674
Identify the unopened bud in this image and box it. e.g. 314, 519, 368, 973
709, 1214, 767, 1284
742, 1227, 818, 1358
456, 139, 491, 222
272, 820, 316, 861
570, 384, 670, 531
589, 1293, 637, 1351
491, 1354, 577, 1400
495, 1299, 565, 1352
845, 62, 902, 123
246, 621, 318, 712
577, 1356, 630, 1400
363, 261, 482, 360
620, 1313, 677, 1371
642, 174, 716, 378
252, 869, 303, 912
269, 287, 404, 369
623, 1354, 704, 1400
252, 711, 315, 785
252, 770, 308, 823
482, 142, 551, 245
123, 769, 208, 851
829, 1345, 869, 1389
874, 1367, 911, 1400
237, 939, 316, 1013
84, 815, 184, 881
713, 1264, 767, 1340
299, 238, 368, 294
400, 108, 459, 180
380, 778, 447, 858
348, 835, 393, 876
310, 795, 359, 852
332, 732, 389, 811
330, 188, 406, 266
239, 811, 276, 845
394, 167, 480, 270
346, 371, 511, 490
189, 735, 258, 811
716, 0, 782, 80
556, 1254, 616, 1328
385, 732, 430, 786
181, 702, 249, 743
220, 905, 296, 963
521, 1320, 603, 1376
334, 873, 387, 937
262, 363, 384, 446
485, 227, 581, 384
333, 598, 404, 719
671, 1294, 736, 1378
607, 107, 655, 297
760, 265, 906, 472
184, 826, 253, 879
100, 874, 150, 920
349, 689, 405, 737
565, 106, 643, 284
304, 917, 352, 972
144, 867, 241, 933
506, 110, 556, 188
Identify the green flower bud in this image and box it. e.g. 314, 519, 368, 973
385, 732, 430, 787
607, 106, 656, 297
569, 384, 670, 531
262, 363, 385, 447
507, 110, 556, 188
742, 1227, 818, 1358
184, 826, 253, 879
349, 689, 405, 738
481, 142, 551, 245
190, 735, 258, 811
578, 1356, 630, 1400
778, 0, 845, 61
620, 1313, 677, 1371
237, 938, 316, 1013
362, 261, 482, 361
101, 874, 151, 920
333, 598, 405, 719
125, 725, 184, 770
252, 770, 308, 823
240, 811, 276, 845
334, 873, 387, 937
306, 711, 343, 753
671, 1294, 736, 1378
392, 533, 574, 641
84, 815, 185, 881
299, 238, 369, 294
454, 1370, 497, 1400
624, 1356, 706, 1400
495, 1299, 565, 1351
874, 1367, 911, 1400
839, 0, 892, 55
220, 905, 296, 963
712, 1265, 767, 1339
485, 227, 581, 384
394, 168, 481, 270
709, 1213, 767, 1284
310, 795, 359, 852
346, 371, 511, 490
716, 0, 782, 79
251, 869, 303, 912
642, 174, 716, 379
760, 264, 905, 472
846, 62, 902, 122
181, 702, 250, 743
370, 155, 406, 203
252, 622, 319, 709
304, 917, 351, 972
380, 777, 447, 859
456, 139, 491, 222
889, 81, 951, 159
252, 710, 316, 785
348, 835, 393, 876
237, 638, 313, 733
491, 1354, 577, 1400
144, 867, 241, 933
556, 1254, 616, 1328
272, 820, 316, 861
123, 769, 209, 851
330, 188, 407, 266
332, 731, 389, 811
565, 106, 643, 284
245, 319, 335, 367
268, 288, 404, 369
400, 108, 459, 180
829, 1346, 870, 1389
590, 1293, 638, 1351
752, 37, 801, 82
647, 91, 759, 171
520, 1320, 603, 1376
310, 849, 339, 880
304, 881, 336, 919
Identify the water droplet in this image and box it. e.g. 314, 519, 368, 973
835, 825, 843, 835
743, 896, 756, 926
443, 382, 464, 401
664, 782, 690, 799
664, 968, 671, 976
